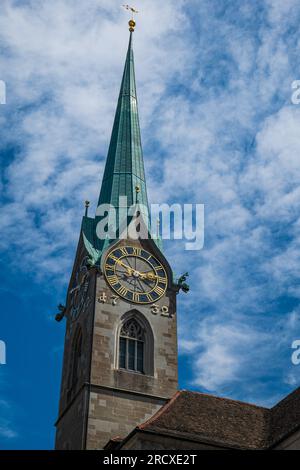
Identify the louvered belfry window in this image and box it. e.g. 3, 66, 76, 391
119, 318, 144, 373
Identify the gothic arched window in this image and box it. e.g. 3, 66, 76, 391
119, 318, 145, 373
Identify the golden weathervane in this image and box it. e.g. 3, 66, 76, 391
122, 4, 139, 32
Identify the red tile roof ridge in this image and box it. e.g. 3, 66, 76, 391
178, 389, 269, 411
137, 390, 182, 430
138, 389, 268, 433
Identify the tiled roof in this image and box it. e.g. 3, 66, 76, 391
269, 387, 300, 446
108, 388, 300, 450
138, 390, 269, 449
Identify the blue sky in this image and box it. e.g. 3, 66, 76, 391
1, 0, 300, 449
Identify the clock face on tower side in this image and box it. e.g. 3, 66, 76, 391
103, 246, 168, 304
69, 256, 90, 321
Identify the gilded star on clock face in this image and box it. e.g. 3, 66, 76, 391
104, 246, 168, 304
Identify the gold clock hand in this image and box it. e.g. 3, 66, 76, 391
116, 259, 146, 279
115, 259, 134, 275
115, 260, 155, 281
140, 271, 157, 280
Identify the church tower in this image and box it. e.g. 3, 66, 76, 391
55, 19, 178, 450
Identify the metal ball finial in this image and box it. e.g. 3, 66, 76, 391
122, 5, 138, 31
129, 19, 136, 32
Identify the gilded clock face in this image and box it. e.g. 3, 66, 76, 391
104, 246, 168, 304
69, 256, 90, 321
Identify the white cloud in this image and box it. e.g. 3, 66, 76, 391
0, 399, 18, 440
0, 0, 189, 276
265, 0, 300, 24
0, 424, 17, 439
192, 321, 267, 391
1, 0, 300, 405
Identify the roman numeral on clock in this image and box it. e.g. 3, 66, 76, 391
153, 285, 165, 297
107, 275, 119, 286
154, 265, 164, 272
132, 293, 140, 303
146, 293, 154, 302
105, 264, 115, 272
118, 286, 128, 297
132, 247, 141, 256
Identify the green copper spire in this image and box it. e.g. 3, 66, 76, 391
97, 30, 150, 231
81, 23, 163, 266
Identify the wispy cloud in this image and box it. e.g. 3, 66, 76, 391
0, 399, 18, 440
0, 424, 17, 440
1, 0, 300, 412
